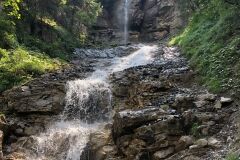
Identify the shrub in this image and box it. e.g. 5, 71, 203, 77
169, 0, 240, 93
225, 153, 239, 160
0, 47, 62, 92
0, 13, 18, 49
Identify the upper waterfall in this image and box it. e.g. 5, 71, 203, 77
123, 0, 130, 45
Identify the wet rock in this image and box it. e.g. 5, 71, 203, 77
134, 125, 156, 144
113, 107, 167, 139
175, 136, 194, 151
0, 115, 8, 133
190, 139, 208, 149
183, 155, 201, 160
116, 135, 132, 153
4, 152, 26, 160
197, 93, 216, 101
214, 101, 222, 109
10, 137, 34, 152
189, 145, 198, 150
74, 45, 139, 59
83, 125, 117, 160
220, 97, 232, 104
14, 128, 24, 136
173, 94, 195, 112
94, 145, 116, 160
8, 135, 18, 144
89, 126, 112, 148
182, 110, 196, 128
127, 80, 173, 107
195, 112, 215, 123
207, 137, 221, 148
3, 82, 65, 114
214, 97, 233, 110
199, 125, 210, 136
24, 126, 43, 136
0, 130, 3, 159
148, 115, 183, 136
194, 100, 207, 108
153, 134, 169, 148
124, 139, 146, 157
153, 147, 174, 159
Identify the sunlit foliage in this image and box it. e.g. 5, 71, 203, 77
170, 0, 240, 92
0, 0, 102, 92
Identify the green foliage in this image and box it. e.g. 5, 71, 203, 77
0, 47, 62, 92
225, 153, 239, 160
0, 13, 18, 49
170, 0, 240, 93
0, 0, 102, 92
2, 0, 23, 19
190, 123, 200, 137
12, 0, 102, 58
76, 1, 102, 26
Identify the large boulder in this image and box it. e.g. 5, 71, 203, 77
112, 106, 184, 159
153, 147, 175, 159
113, 107, 167, 139
3, 83, 65, 114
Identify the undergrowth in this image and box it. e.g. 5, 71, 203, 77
225, 153, 239, 160
170, 0, 240, 93
0, 12, 66, 92
0, 47, 63, 92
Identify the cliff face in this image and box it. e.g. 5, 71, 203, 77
91, 0, 187, 43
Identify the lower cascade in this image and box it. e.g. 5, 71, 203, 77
22, 45, 158, 160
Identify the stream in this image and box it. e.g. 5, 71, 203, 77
23, 44, 158, 160
1, 0, 234, 159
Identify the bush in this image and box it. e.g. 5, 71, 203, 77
0, 13, 18, 49
0, 47, 62, 92
225, 153, 239, 160
169, 0, 240, 93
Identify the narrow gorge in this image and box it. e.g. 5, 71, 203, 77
0, 0, 239, 160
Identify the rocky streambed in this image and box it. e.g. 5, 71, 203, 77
0, 44, 238, 160
84, 45, 238, 160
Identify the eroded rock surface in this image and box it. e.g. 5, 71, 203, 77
0, 45, 237, 160
0, 45, 142, 159
86, 46, 236, 160
91, 0, 190, 44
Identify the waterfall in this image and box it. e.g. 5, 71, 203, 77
123, 0, 129, 45
23, 44, 158, 160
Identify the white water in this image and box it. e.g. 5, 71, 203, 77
123, 0, 129, 45
24, 45, 158, 160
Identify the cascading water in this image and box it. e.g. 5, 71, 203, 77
123, 0, 129, 45
22, 44, 158, 160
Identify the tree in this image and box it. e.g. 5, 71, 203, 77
2, 0, 23, 19
224, 0, 240, 6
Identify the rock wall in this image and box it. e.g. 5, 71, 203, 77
91, 0, 187, 43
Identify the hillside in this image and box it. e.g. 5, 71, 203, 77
170, 0, 240, 94
170, 1, 240, 158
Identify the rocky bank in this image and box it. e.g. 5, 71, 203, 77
82, 46, 238, 160
0, 44, 237, 160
